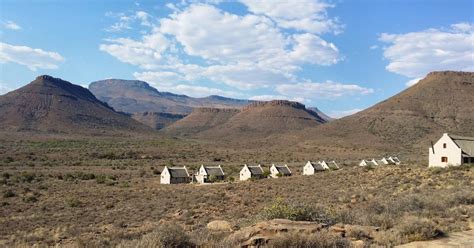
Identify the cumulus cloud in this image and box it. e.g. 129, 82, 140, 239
105, 11, 154, 32
380, 23, 474, 79
0, 42, 64, 71
276, 81, 374, 99
0, 84, 11, 95
249, 94, 305, 102
406, 77, 423, 87
101, 3, 342, 90
3, 21, 21, 30
99, 32, 169, 69
240, 0, 342, 34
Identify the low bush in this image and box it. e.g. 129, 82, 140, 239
396, 216, 442, 242
269, 230, 350, 248
116, 223, 194, 248
261, 198, 334, 224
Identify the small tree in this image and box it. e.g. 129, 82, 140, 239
262, 171, 271, 178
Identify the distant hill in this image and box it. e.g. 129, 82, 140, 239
89, 79, 252, 115
164, 108, 241, 137
296, 71, 474, 157
165, 100, 327, 139
0, 75, 151, 134
308, 107, 334, 122
131, 112, 186, 130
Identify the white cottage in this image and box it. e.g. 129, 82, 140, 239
327, 161, 339, 169
359, 159, 378, 167
303, 161, 327, 175
195, 165, 225, 184
160, 166, 190, 184
388, 156, 401, 165
270, 164, 292, 178
240, 164, 265, 181
429, 133, 474, 167
318, 161, 329, 169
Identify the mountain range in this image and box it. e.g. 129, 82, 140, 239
0, 75, 151, 134
1, 71, 472, 160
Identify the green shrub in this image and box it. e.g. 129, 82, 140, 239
396, 216, 442, 242
23, 195, 38, 203
65, 197, 82, 207
261, 198, 334, 224
3, 189, 15, 198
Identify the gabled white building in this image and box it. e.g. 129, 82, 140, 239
359, 159, 378, 167
318, 161, 329, 169
388, 156, 401, 165
429, 133, 474, 167
160, 166, 190, 184
195, 165, 225, 184
303, 161, 327, 175
240, 164, 265, 181
327, 160, 340, 169
270, 164, 292, 178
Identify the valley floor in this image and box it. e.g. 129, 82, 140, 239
0, 134, 472, 247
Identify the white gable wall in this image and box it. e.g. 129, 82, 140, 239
160, 167, 171, 184
303, 161, 315, 175
429, 134, 462, 167
240, 166, 252, 181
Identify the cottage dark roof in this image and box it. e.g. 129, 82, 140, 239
450, 135, 474, 157
274, 165, 291, 175
204, 166, 224, 176
247, 166, 264, 175
168, 167, 189, 178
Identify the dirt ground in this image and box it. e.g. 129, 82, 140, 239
0, 133, 472, 247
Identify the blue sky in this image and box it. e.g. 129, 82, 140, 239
1, 0, 473, 117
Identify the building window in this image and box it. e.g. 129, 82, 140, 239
464, 157, 470, 163
443, 143, 447, 148
441, 157, 448, 163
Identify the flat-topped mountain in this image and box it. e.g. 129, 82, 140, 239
89, 79, 252, 115
0, 75, 151, 134
165, 100, 327, 139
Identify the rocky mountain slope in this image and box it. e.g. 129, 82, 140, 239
0, 75, 151, 134
165, 100, 327, 139
297, 71, 474, 156
89, 79, 252, 115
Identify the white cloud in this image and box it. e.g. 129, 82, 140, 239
329, 108, 363, 118
99, 32, 169, 69
4, 21, 21, 30
369, 45, 378, 50
133, 71, 185, 86
0, 84, 11, 95
380, 23, 474, 79
276, 81, 374, 99
249, 94, 304, 103
240, 0, 342, 34
101, 4, 342, 90
105, 11, 154, 32
406, 77, 423, 87
160, 4, 288, 64
133, 70, 241, 98
0, 42, 64, 71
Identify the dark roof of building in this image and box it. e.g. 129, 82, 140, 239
450, 134, 474, 157
247, 165, 264, 175
204, 166, 225, 176
168, 167, 189, 178
274, 165, 291, 175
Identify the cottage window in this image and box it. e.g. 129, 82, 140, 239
443, 143, 447, 148
463, 157, 470, 163
441, 157, 448, 163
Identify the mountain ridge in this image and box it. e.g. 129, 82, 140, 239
0, 75, 151, 134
